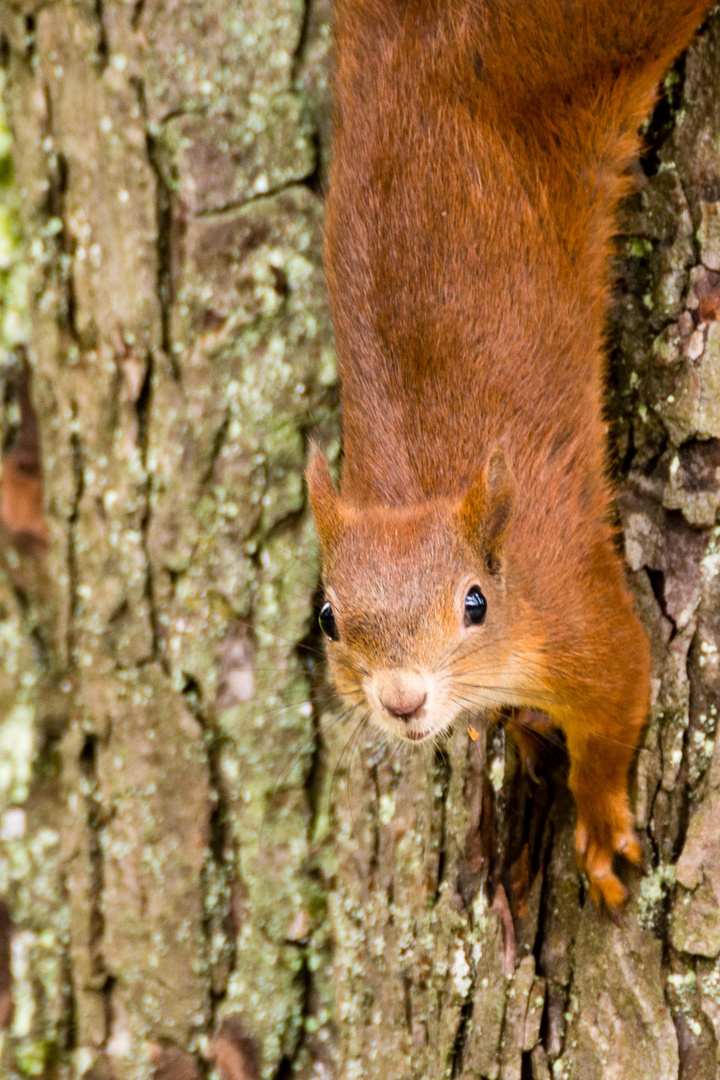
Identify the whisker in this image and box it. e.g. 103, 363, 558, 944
261, 706, 357, 839
585, 729, 648, 752
388, 736, 408, 774
327, 708, 367, 820
345, 712, 371, 841
232, 690, 343, 716
505, 721, 568, 772
447, 679, 566, 708
436, 692, 571, 776
254, 636, 328, 660
443, 689, 512, 713
437, 629, 509, 668
331, 650, 372, 681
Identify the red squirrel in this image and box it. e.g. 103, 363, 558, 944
308, 0, 712, 907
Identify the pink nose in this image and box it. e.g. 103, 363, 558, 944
381, 689, 427, 722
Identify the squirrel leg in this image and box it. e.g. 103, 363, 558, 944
509, 690, 644, 908
547, 566, 650, 908
564, 712, 644, 909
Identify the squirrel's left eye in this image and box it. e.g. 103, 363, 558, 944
464, 585, 487, 626
319, 601, 338, 641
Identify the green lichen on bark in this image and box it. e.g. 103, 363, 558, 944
0, 0, 335, 1075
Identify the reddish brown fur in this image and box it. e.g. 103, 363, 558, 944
310, 0, 712, 906
1, 363, 47, 548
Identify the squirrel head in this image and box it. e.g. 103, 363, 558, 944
308, 447, 537, 743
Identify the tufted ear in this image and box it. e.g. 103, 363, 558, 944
306, 445, 344, 558
459, 448, 516, 574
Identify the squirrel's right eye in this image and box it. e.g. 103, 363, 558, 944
319, 601, 338, 641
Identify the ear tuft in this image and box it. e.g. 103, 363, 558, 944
306, 445, 344, 558
459, 448, 516, 573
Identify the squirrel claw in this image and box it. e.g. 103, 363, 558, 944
574, 812, 641, 910
587, 864, 628, 910
615, 829, 642, 866
606, 903, 626, 929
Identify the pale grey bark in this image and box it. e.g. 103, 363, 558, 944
0, 2, 718, 1079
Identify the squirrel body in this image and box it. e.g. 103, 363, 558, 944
309, 0, 712, 905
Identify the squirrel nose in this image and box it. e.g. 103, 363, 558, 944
381, 689, 427, 722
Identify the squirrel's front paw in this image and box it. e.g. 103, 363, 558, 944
574, 800, 642, 909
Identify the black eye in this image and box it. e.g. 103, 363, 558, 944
464, 585, 487, 626
319, 601, 338, 641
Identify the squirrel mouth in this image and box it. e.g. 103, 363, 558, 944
405, 729, 427, 742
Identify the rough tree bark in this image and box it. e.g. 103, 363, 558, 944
0, 1, 718, 1079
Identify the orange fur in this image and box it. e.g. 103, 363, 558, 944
1, 364, 47, 548
0, 450, 47, 544
310, 0, 712, 906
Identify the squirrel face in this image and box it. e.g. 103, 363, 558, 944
308, 447, 541, 743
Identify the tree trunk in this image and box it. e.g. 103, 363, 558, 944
0, 2, 718, 1078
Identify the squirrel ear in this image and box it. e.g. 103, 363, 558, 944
307, 446, 344, 557
459, 448, 516, 574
